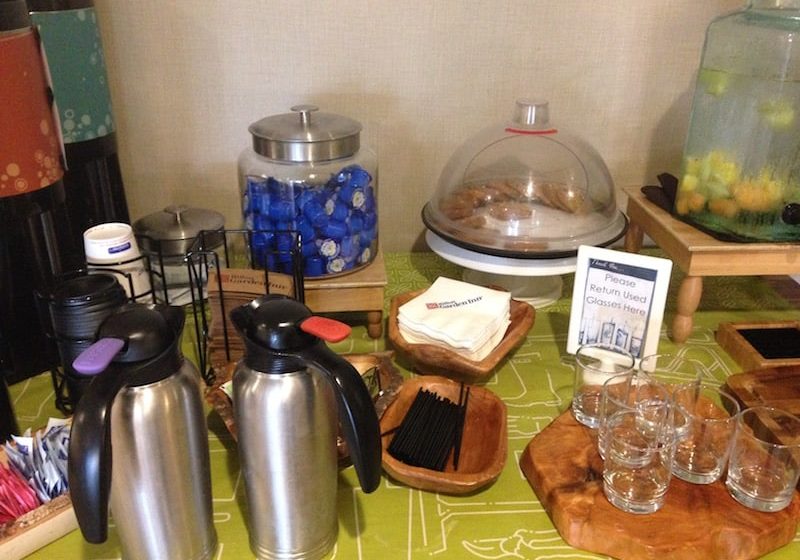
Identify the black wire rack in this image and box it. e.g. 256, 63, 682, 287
43, 228, 305, 412
184, 228, 306, 386
41, 258, 157, 415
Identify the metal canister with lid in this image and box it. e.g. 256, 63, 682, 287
238, 105, 378, 278
133, 205, 226, 304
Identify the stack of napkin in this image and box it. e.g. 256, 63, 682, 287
398, 277, 511, 361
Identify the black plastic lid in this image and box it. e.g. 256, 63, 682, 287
90, 304, 185, 386
232, 295, 316, 352
50, 274, 125, 308
98, 304, 175, 362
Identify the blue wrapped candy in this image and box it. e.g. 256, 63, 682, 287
245, 178, 266, 214
267, 176, 286, 196
364, 186, 376, 213
269, 199, 295, 222
296, 218, 315, 243
348, 211, 364, 233
304, 256, 325, 277
251, 231, 274, 250
359, 246, 372, 264
338, 183, 363, 208
255, 252, 277, 271
347, 166, 371, 189
326, 199, 350, 222
243, 162, 376, 276
302, 199, 328, 229
277, 261, 294, 274
317, 238, 340, 258
322, 220, 348, 240
326, 257, 348, 274
340, 236, 359, 262
295, 189, 319, 211
350, 189, 366, 210
301, 241, 317, 257
254, 214, 272, 231
276, 232, 295, 253
360, 227, 376, 246
363, 210, 377, 230
256, 191, 271, 215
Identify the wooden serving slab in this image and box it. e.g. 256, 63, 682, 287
520, 411, 800, 560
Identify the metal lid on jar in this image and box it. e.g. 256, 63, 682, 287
248, 104, 362, 163
133, 205, 225, 256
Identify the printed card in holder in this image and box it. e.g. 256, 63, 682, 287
567, 246, 672, 361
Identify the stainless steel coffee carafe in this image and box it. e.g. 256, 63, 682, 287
67, 303, 217, 560
231, 295, 381, 560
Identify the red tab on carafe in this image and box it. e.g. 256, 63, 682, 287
300, 316, 351, 343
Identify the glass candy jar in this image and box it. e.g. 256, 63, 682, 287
676, 0, 800, 241
239, 105, 378, 277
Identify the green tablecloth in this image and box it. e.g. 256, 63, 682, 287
10, 251, 800, 559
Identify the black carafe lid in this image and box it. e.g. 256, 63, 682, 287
231, 294, 351, 373
72, 303, 184, 384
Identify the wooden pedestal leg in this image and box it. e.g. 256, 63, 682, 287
672, 275, 703, 343
624, 220, 644, 253
367, 311, 383, 339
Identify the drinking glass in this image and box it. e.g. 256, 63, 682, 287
671, 382, 739, 484
603, 409, 676, 514
572, 344, 635, 429
726, 407, 800, 512
598, 372, 672, 460
638, 353, 712, 385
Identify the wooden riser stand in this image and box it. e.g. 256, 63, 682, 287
304, 249, 387, 339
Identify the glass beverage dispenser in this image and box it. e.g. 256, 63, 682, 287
675, 0, 800, 241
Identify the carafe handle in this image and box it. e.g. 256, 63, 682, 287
68, 362, 128, 543
299, 342, 382, 493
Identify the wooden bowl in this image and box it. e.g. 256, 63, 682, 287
380, 375, 507, 494
387, 289, 535, 382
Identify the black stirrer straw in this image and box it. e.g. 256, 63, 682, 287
452, 385, 470, 471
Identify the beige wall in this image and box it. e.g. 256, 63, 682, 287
94, 0, 742, 252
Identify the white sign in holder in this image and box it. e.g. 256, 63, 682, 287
567, 245, 673, 361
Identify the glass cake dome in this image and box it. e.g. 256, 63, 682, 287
422, 99, 627, 259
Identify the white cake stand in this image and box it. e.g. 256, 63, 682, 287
425, 230, 577, 307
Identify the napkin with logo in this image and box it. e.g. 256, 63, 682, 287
398, 277, 511, 361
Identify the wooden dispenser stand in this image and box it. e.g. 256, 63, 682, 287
623, 186, 800, 343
